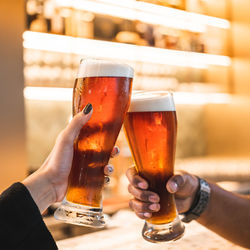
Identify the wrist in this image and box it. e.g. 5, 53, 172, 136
181, 177, 211, 223
187, 176, 200, 212
22, 168, 56, 213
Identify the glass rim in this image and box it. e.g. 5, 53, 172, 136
129, 90, 175, 112
77, 57, 134, 78
131, 90, 173, 98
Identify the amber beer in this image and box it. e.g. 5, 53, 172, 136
55, 59, 133, 227
124, 91, 184, 242
67, 75, 133, 207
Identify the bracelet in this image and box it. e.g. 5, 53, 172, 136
181, 177, 211, 223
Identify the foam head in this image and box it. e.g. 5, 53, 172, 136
77, 58, 134, 78
128, 91, 176, 112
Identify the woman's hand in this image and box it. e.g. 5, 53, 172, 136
23, 104, 119, 213
126, 166, 199, 220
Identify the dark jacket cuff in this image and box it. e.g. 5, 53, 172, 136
0, 182, 58, 250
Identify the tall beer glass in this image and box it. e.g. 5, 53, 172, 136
124, 91, 184, 242
55, 58, 133, 227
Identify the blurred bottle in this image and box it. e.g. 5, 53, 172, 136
65, 9, 95, 38
203, 27, 225, 55
51, 8, 65, 35
135, 21, 155, 46
29, 0, 47, 32
154, 27, 180, 50
94, 15, 118, 41
190, 32, 205, 53
44, 0, 65, 35
26, 0, 38, 29
43, 0, 55, 32
186, 0, 206, 14
115, 20, 148, 45
75, 11, 94, 38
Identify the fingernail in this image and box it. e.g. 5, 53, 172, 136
169, 181, 178, 192
83, 103, 92, 115
144, 212, 152, 218
114, 146, 120, 155
138, 182, 147, 189
149, 195, 159, 203
149, 204, 160, 211
107, 165, 113, 173
105, 176, 110, 184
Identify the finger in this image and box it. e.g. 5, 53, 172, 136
166, 174, 186, 193
104, 176, 110, 184
129, 199, 160, 213
104, 164, 114, 176
126, 167, 148, 190
135, 212, 152, 220
166, 171, 199, 198
111, 146, 120, 158
128, 184, 160, 203
63, 103, 93, 143
175, 198, 193, 214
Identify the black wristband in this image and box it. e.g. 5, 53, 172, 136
181, 177, 211, 223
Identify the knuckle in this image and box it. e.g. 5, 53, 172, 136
136, 213, 145, 220
128, 184, 133, 195
139, 192, 149, 202
58, 130, 71, 145
142, 203, 151, 212
129, 200, 134, 210
132, 177, 141, 187
126, 168, 132, 179
133, 200, 147, 213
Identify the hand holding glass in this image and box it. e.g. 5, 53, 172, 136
124, 91, 184, 242
55, 59, 133, 227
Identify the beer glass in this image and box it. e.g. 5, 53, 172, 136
124, 91, 184, 242
54, 58, 133, 227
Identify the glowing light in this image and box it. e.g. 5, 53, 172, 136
23, 31, 231, 68
55, 0, 230, 32
24, 87, 72, 101
24, 86, 232, 105
174, 92, 232, 105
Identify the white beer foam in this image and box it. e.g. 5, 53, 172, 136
129, 91, 176, 112
77, 58, 134, 78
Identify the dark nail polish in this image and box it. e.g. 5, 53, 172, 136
115, 146, 120, 155
105, 176, 110, 184
108, 165, 113, 173
83, 103, 92, 115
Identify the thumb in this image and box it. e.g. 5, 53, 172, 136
166, 171, 199, 198
167, 174, 186, 194
63, 103, 93, 143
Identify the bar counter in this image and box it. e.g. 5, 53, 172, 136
57, 210, 247, 250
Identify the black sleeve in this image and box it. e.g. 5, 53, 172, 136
0, 182, 58, 250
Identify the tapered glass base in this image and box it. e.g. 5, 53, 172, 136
142, 216, 185, 243
54, 200, 105, 228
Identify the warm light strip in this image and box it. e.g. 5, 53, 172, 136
24, 86, 232, 104
174, 92, 232, 105
23, 31, 231, 68
24, 87, 72, 101
55, 0, 230, 32
135, 0, 230, 30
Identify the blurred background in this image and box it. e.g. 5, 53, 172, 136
1, 0, 250, 241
